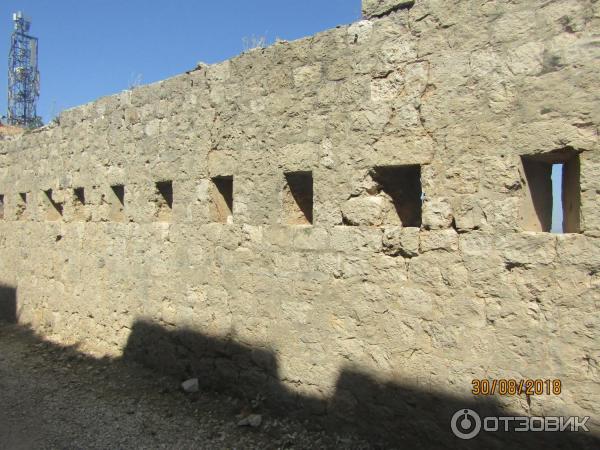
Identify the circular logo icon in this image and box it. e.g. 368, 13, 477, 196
451, 409, 481, 440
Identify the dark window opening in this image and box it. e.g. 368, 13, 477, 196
156, 181, 173, 209
16, 193, 27, 220
44, 189, 63, 220
74, 187, 85, 205
109, 185, 126, 221
111, 185, 125, 206
73, 187, 86, 221
0, 194, 4, 219
283, 171, 313, 225
371, 165, 422, 227
210, 176, 233, 224
155, 181, 173, 222
520, 151, 580, 233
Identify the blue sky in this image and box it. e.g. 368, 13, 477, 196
551, 164, 563, 233
0, 0, 360, 123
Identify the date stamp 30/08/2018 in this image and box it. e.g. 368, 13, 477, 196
471, 379, 562, 396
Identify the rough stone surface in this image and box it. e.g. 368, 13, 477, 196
382, 226, 419, 257
362, 0, 415, 18
422, 197, 454, 230
181, 378, 199, 393
0, 0, 599, 446
237, 414, 262, 428
341, 195, 394, 226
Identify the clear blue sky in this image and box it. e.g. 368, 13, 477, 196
0, 0, 360, 123
551, 164, 563, 233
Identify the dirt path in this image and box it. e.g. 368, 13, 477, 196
0, 323, 371, 449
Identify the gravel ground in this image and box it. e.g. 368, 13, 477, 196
0, 323, 373, 449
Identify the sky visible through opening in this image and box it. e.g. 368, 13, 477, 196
551, 163, 564, 233
0, 0, 361, 124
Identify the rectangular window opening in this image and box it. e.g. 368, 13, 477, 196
0, 194, 4, 220
155, 180, 173, 221
520, 151, 580, 233
44, 189, 63, 221
111, 185, 125, 206
73, 187, 86, 220
15, 192, 27, 220
210, 176, 233, 224
283, 171, 313, 225
74, 187, 85, 205
109, 184, 126, 221
156, 181, 173, 209
370, 165, 422, 227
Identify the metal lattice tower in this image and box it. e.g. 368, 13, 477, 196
8, 11, 40, 128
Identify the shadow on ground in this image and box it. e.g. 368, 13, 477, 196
1, 284, 597, 449
122, 319, 599, 449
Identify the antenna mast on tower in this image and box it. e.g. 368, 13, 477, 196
8, 11, 41, 128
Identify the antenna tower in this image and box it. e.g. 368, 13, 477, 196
8, 11, 40, 128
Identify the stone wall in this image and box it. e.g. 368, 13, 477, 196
1, 0, 599, 445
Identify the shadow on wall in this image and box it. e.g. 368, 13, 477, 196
122, 320, 599, 449
0, 283, 17, 323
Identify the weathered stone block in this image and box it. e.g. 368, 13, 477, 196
421, 197, 453, 230
556, 234, 600, 271
362, 0, 414, 18
419, 229, 459, 253
293, 64, 322, 86
347, 20, 373, 45
453, 197, 486, 231
341, 195, 394, 226
293, 226, 329, 251
382, 226, 419, 257
496, 232, 557, 266
330, 226, 382, 253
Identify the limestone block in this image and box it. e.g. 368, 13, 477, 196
556, 234, 600, 271
341, 195, 395, 226
421, 198, 453, 230
419, 229, 459, 253
512, 121, 597, 157
459, 232, 495, 259
262, 225, 294, 250
347, 20, 373, 45
453, 197, 487, 231
397, 287, 433, 317
293, 64, 322, 86
208, 151, 236, 177
378, 37, 417, 72
370, 71, 404, 102
362, 0, 414, 18
293, 227, 330, 251
144, 119, 161, 137
330, 226, 382, 253
506, 42, 544, 76
402, 61, 429, 107
423, 322, 460, 349
496, 232, 557, 266
481, 197, 520, 232
382, 226, 419, 257
369, 253, 408, 283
